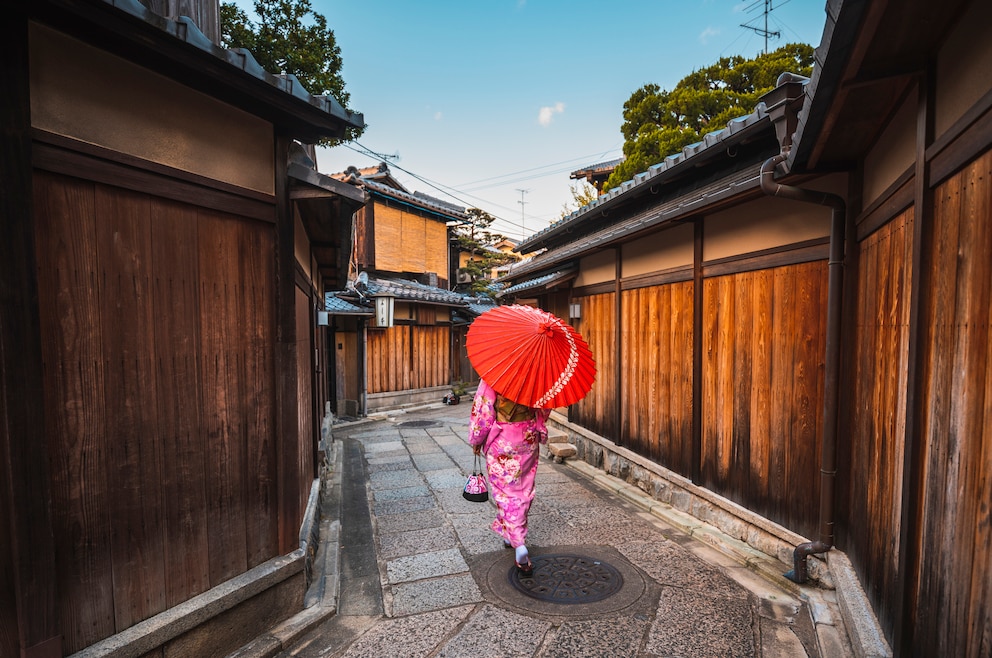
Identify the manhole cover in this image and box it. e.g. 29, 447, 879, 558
508, 553, 624, 604
395, 420, 439, 428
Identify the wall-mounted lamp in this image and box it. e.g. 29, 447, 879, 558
372, 292, 396, 328
569, 302, 581, 320
317, 311, 330, 326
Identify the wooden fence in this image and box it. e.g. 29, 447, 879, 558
910, 150, 992, 656
570, 260, 827, 539
366, 325, 451, 393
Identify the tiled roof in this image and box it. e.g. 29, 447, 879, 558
362, 180, 469, 221
466, 298, 499, 316
414, 191, 467, 215
508, 163, 764, 281
324, 294, 373, 315
518, 105, 772, 253
363, 276, 469, 306
103, 0, 364, 132
570, 157, 625, 177
497, 269, 578, 298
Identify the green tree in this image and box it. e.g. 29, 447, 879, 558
220, 0, 363, 140
559, 182, 599, 219
605, 43, 814, 192
454, 208, 519, 296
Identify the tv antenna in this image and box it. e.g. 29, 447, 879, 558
741, 0, 781, 55
516, 188, 529, 240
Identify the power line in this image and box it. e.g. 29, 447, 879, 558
339, 141, 539, 238
338, 140, 616, 239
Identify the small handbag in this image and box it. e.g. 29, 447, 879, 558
462, 453, 489, 502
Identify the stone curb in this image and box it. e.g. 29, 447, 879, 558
224, 436, 346, 658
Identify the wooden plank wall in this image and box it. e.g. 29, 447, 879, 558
295, 286, 315, 516
701, 262, 827, 537
366, 324, 450, 393
843, 208, 913, 638
33, 171, 279, 653
913, 149, 992, 657
620, 283, 694, 476
571, 292, 617, 439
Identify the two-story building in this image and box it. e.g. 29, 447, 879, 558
326, 164, 477, 413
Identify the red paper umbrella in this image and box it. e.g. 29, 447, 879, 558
466, 305, 596, 408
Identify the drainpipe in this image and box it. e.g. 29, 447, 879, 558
760, 152, 846, 583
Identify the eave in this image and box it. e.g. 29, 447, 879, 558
23, 0, 365, 143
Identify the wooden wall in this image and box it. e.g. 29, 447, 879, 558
702, 262, 827, 537
571, 292, 617, 439
911, 149, 992, 657
366, 324, 451, 394
32, 170, 282, 653
296, 285, 316, 512
842, 208, 913, 637
621, 282, 694, 476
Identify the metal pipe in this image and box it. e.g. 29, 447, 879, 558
760, 152, 846, 583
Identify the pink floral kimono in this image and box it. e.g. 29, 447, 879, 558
468, 380, 550, 548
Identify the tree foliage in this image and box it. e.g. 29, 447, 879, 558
454, 208, 519, 296
605, 43, 814, 192
220, 0, 363, 140
558, 182, 599, 219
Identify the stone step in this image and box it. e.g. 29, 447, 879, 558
547, 428, 569, 443
546, 441, 577, 463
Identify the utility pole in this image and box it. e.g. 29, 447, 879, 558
516, 188, 529, 241
741, 0, 780, 55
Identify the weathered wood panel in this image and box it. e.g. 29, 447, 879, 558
844, 208, 913, 638
97, 185, 169, 631
914, 149, 992, 657
295, 286, 315, 534
198, 211, 250, 586
571, 292, 617, 439
701, 261, 827, 536
620, 282, 694, 476
34, 172, 116, 651
367, 325, 450, 393
240, 218, 278, 568
34, 171, 281, 653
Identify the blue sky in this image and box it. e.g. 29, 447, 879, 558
243, 1, 830, 241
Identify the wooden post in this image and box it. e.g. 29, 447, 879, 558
274, 134, 301, 554
0, 12, 62, 658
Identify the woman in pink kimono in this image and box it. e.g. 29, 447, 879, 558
469, 379, 550, 576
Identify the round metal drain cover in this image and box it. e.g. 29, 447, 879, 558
508, 553, 623, 604
395, 420, 439, 428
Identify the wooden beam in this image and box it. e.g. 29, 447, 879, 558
274, 135, 301, 554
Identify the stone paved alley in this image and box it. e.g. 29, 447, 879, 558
248, 403, 853, 658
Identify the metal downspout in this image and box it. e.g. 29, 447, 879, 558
760, 152, 846, 583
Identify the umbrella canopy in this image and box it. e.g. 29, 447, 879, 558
466, 304, 596, 408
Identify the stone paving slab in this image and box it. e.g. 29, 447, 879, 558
379, 525, 458, 561
389, 574, 482, 616
385, 547, 468, 583
260, 404, 856, 658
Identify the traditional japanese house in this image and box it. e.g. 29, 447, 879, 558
500, 0, 992, 654
2, 0, 365, 655
327, 164, 473, 413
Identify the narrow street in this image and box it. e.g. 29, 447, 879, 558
272, 404, 852, 658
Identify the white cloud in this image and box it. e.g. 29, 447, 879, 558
699, 26, 720, 44
538, 102, 565, 126
434, 111, 443, 121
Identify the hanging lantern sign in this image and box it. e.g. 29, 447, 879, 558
372, 292, 395, 328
